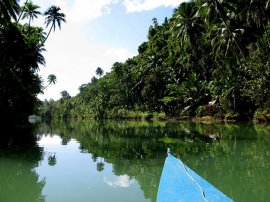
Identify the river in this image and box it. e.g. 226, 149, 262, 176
0, 120, 269, 202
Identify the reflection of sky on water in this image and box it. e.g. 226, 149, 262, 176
35, 134, 149, 202
38, 135, 62, 145
104, 175, 135, 188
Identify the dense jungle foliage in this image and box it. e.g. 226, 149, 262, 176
41, 0, 270, 122
0, 0, 65, 128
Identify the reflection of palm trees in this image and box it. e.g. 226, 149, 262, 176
96, 162, 105, 172
0, 128, 46, 202
92, 153, 98, 162
48, 153, 57, 166
96, 157, 105, 172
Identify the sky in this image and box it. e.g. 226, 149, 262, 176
22, 0, 185, 101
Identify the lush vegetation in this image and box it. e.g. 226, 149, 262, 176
41, 0, 270, 122
0, 0, 65, 128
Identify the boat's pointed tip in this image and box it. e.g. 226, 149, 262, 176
167, 148, 171, 155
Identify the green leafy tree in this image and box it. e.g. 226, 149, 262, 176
60, 90, 71, 100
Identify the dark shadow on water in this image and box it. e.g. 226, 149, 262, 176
0, 124, 45, 202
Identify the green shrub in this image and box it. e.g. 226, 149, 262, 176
253, 108, 270, 123
224, 112, 240, 121
195, 105, 207, 117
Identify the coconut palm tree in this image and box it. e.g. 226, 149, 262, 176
96, 67, 104, 78
48, 153, 57, 166
42, 74, 57, 90
43, 5, 66, 45
202, 0, 246, 60
173, 2, 205, 47
17, 0, 29, 22
22, 1, 41, 27
211, 24, 245, 59
47, 74, 56, 85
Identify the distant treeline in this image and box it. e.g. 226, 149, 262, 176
41, 0, 270, 122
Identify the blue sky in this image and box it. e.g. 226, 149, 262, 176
24, 0, 184, 100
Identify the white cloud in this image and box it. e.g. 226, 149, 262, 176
38, 23, 135, 100
104, 175, 135, 188
123, 0, 182, 13
52, 0, 119, 23
105, 47, 135, 62
30, 0, 176, 100
38, 135, 62, 145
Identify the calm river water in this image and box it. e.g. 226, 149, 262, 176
0, 120, 269, 202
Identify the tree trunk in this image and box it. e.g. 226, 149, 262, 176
40, 24, 53, 47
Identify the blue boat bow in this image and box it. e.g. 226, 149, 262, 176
157, 150, 233, 202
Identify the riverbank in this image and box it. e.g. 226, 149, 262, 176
42, 107, 270, 124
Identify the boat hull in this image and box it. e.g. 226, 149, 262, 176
157, 154, 233, 202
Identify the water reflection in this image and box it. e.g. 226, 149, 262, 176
0, 127, 45, 202
36, 120, 270, 202
1, 120, 269, 202
35, 134, 150, 202
104, 175, 135, 188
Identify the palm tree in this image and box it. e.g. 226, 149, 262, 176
33, 27, 46, 44
0, 0, 19, 23
96, 67, 104, 77
202, 0, 246, 60
211, 24, 244, 59
43, 5, 66, 45
173, 2, 205, 47
42, 74, 57, 90
47, 74, 57, 85
22, 1, 41, 27
17, 0, 29, 22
